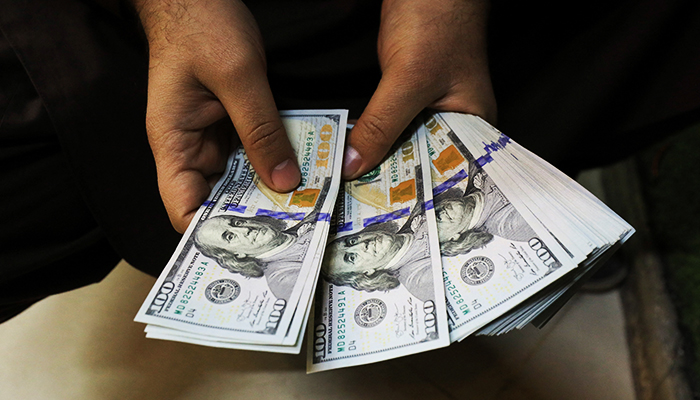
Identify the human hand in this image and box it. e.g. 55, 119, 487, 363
343, 0, 497, 180
133, 0, 300, 233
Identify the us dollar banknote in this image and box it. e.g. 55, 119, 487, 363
135, 110, 347, 346
142, 221, 332, 352
431, 112, 633, 334
308, 120, 449, 372
423, 112, 578, 342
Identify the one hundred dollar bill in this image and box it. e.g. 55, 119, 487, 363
142, 221, 332, 352
431, 112, 633, 334
308, 120, 449, 372
423, 112, 579, 341
135, 110, 347, 347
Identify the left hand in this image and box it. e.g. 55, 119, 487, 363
343, 0, 497, 180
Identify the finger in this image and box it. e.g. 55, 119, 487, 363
147, 130, 221, 233
149, 115, 232, 233
343, 74, 434, 180
161, 167, 216, 233
212, 61, 300, 193
155, 136, 229, 233
145, 69, 234, 232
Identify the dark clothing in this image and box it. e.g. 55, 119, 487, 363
0, 0, 180, 322
0, 30, 121, 321
1, 0, 699, 322
489, 0, 700, 174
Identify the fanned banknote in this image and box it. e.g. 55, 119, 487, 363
431, 113, 633, 334
134, 108, 634, 369
142, 221, 332, 353
423, 112, 633, 341
308, 121, 449, 372
425, 113, 581, 341
134, 110, 347, 349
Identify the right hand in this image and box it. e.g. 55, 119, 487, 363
133, 0, 301, 233
342, 0, 496, 181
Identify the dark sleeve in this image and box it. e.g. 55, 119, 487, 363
0, 0, 181, 276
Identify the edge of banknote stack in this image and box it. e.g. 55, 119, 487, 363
134, 109, 634, 373
422, 112, 633, 342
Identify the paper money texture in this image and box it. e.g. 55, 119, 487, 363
309, 121, 449, 372
135, 110, 347, 346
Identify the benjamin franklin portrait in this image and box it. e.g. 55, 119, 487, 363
322, 203, 435, 302
194, 212, 317, 300
435, 166, 536, 257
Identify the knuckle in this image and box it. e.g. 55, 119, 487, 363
144, 117, 167, 153
197, 44, 265, 84
217, 54, 254, 79
170, 211, 190, 234
144, 112, 164, 138
143, 120, 175, 156
398, 57, 430, 79
355, 114, 396, 149
387, 53, 433, 83
204, 56, 246, 83
400, 70, 438, 96
243, 120, 286, 152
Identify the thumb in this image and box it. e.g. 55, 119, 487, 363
343, 75, 432, 180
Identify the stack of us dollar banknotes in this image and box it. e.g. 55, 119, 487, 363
135, 110, 634, 372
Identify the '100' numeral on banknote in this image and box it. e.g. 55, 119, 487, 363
135, 110, 347, 346
424, 112, 576, 341
308, 119, 449, 372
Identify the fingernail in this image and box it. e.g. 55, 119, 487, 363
342, 146, 362, 179
271, 158, 301, 192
